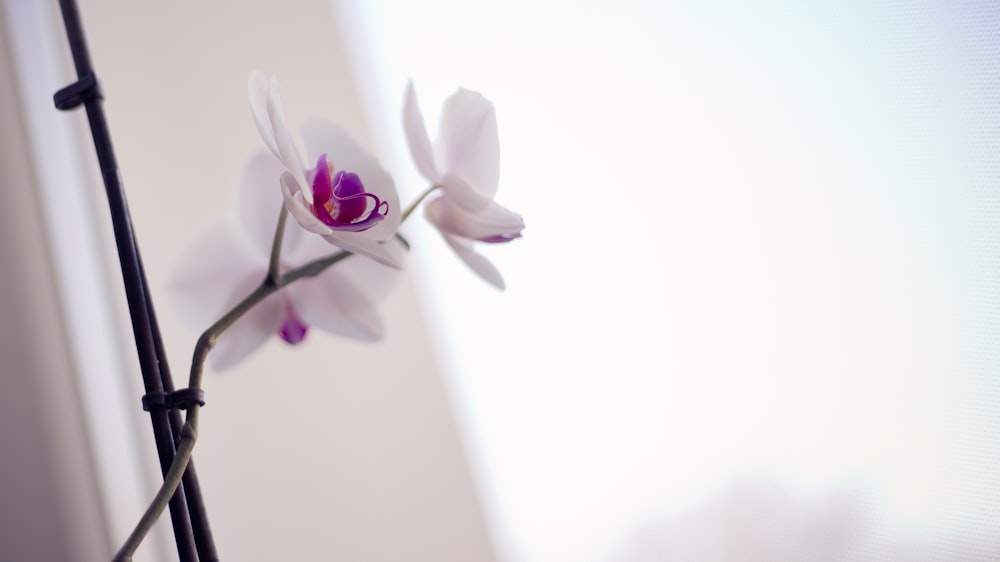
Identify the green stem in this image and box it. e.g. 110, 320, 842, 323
400, 184, 441, 223
117, 195, 421, 558
267, 207, 289, 284
112, 408, 198, 562
112, 247, 349, 560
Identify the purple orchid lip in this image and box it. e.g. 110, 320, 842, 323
477, 232, 522, 244
309, 153, 388, 232
278, 304, 309, 345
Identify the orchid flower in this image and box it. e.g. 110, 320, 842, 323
249, 72, 402, 268
403, 81, 524, 289
170, 152, 405, 371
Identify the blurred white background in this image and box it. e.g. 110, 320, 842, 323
352, 1, 1000, 560
2, 0, 1000, 561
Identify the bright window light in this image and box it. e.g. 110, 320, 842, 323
344, 1, 1000, 561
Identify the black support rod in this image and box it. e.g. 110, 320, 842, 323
53, 0, 217, 559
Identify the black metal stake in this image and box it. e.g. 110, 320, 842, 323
142, 262, 218, 561
53, 0, 217, 559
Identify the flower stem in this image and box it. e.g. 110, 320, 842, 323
115, 195, 415, 557
113, 248, 353, 560
267, 206, 289, 284
113, 409, 199, 562
401, 184, 442, 223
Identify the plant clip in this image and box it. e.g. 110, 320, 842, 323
53, 72, 104, 110
142, 388, 207, 412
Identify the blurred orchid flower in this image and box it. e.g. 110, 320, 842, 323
249, 72, 402, 268
403, 81, 524, 289
169, 153, 406, 371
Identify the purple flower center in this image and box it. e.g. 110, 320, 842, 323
278, 303, 308, 345
309, 153, 388, 232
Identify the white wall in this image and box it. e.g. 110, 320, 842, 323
0, 7, 109, 559
2, 0, 498, 560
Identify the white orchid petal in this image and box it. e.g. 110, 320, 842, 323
285, 220, 339, 262
440, 231, 506, 290
209, 284, 285, 371
402, 81, 441, 183
265, 77, 308, 191
425, 196, 524, 240
300, 118, 401, 240
336, 237, 408, 300
168, 216, 264, 329
238, 152, 304, 257
440, 172, 493, 211
289, 231, 406, 286
281, 172, 334, 235
300, 118, 372, 175
435, 88, 500, 206
248, 72, 280, 158
287, 274, 384, 341
465, 200, 525, 233
322, 231, 404, 269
